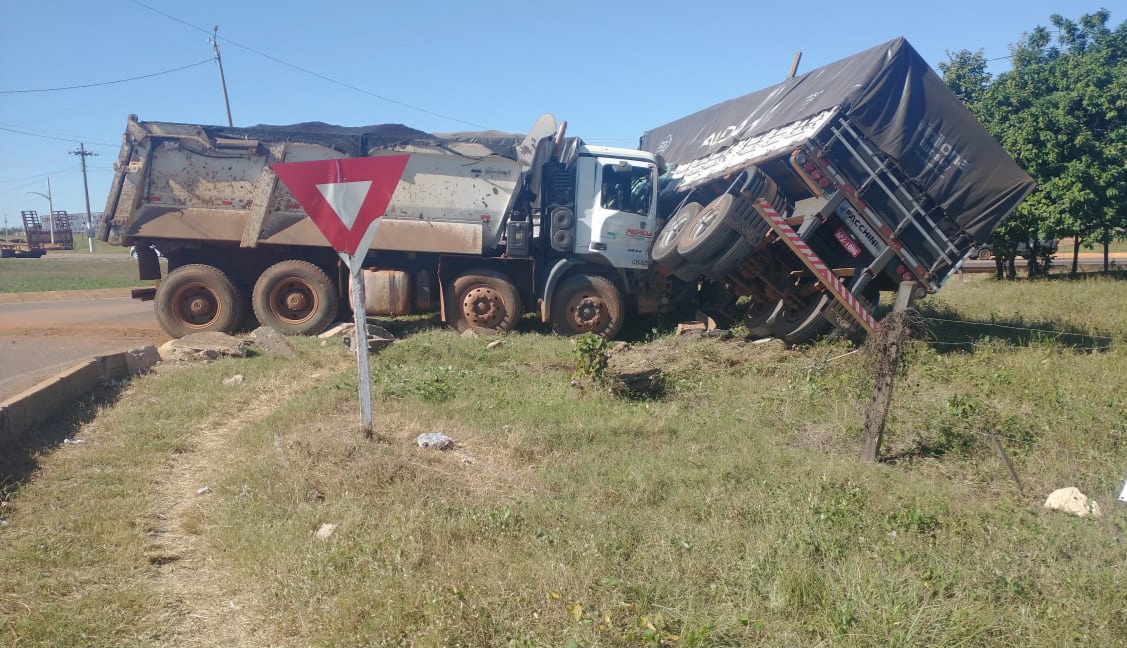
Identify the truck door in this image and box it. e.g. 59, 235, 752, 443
575, 157, 658, 269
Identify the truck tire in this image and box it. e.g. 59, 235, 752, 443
651, 202, 701, 267
743, 299, 781, 337
824, 289, 878, 340
701, 196, 769, 279
252, 260, 339, 336
551, 274, 624, 339
446, 269, 522, 334
156, 264, 245, 338
676, 194, 740, 263
773, 294, 833, 345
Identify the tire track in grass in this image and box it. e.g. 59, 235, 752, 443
142, 355, 351, 647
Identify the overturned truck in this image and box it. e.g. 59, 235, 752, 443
642, 37, 1036, 343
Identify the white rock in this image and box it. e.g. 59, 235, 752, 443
1044, 487, 1102, 517
315, 523, 337, 539
222, 374, 245, 386
486, 340, 503, 349
159, 333, 248, 362
126, 345, 161, 374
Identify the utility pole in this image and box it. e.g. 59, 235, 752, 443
71, 143, 98, 253
27, 177, 56, 244
210, 26, 234, 127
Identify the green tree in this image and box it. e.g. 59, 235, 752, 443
943, 9, 1127, 276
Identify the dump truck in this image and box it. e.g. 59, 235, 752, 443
99, 37, 1033, 341
98, 114, 667, 338
641, 37, 1036, 343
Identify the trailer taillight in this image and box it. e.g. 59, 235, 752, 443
790, 150, 837, 195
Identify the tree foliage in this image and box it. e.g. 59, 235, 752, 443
941, 9, 1127, 276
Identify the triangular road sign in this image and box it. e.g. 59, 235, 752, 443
272, 155, 410, 269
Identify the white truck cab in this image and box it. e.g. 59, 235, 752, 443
572, 145, 660, 270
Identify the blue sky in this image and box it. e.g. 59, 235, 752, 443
0, 0, 1102, 231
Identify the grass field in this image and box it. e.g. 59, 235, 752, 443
0, 254, 147, 293
1, 274, 1126, 646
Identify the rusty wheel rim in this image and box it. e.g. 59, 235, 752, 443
171, 281, 222, 330
268, 278, 318, 325
462, 286, 507, 329
564, 291, 609, 333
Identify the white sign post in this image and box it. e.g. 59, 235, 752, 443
271, 155, 410, 438
350, 270, 373, 436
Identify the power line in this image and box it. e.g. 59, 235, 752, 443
0, 59, 213, 94
0, 166, 75, 186
921, 316, 1116, 341
0, 126, 114, 147
129, 0, 491, 130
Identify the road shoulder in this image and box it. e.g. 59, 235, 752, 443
0, 288, 134, 304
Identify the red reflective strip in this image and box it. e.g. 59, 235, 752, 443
756, 199, 877, 333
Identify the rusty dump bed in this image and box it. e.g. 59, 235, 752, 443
99, 116, 527, 256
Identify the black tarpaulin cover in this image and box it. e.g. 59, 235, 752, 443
639, 38, 1034, 242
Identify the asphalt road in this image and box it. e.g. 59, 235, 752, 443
0, 295, 166, 401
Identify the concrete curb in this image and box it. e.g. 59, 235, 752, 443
0, 346, 160, 445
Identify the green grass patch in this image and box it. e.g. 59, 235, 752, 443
0, 255, 150, 292
2, 275, 1126, 646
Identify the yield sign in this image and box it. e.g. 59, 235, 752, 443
272, 155, 410, 270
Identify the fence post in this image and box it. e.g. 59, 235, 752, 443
859, 282, 917, 463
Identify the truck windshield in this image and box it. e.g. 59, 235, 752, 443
601, 164, 652, 216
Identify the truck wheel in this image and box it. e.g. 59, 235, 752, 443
773, 294, 833, 345
651, 202, 701, 267
446, 269, 522, 333
977, 248, 992, 260
743, 299, 781, 337
824, 290, 878, 340
252, 260, 339, 335
156, 264, 245, 338
676, 194, 743, 263
551, 274, 624, 339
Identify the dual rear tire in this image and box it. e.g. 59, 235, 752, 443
155, 260, 338, 338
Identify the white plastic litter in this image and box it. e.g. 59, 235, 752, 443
416, 432, 454, 450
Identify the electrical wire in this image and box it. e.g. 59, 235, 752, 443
129, 0, 492, 130
0, 59, 213, 94
920, 316, 1116, 341
0, 126, 115, 147
0, 166, 76, 186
